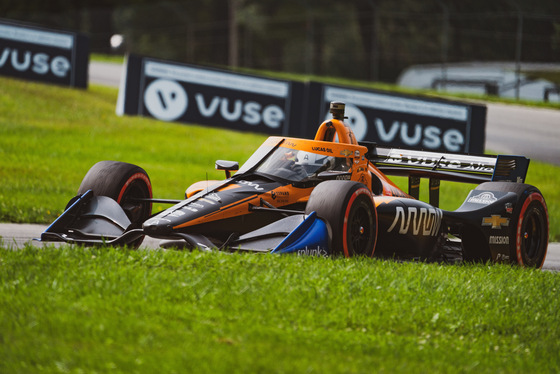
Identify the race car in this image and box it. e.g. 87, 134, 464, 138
39, 102, 549, 267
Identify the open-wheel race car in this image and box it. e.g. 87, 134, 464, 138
40, 102, 549, 267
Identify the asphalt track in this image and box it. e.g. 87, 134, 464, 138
485, 103, 560, 165
1, 61, 558, 270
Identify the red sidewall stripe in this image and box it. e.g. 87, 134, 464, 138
117, 173, 153, 203
516, 193, 548, 268
342, 188, 377, 258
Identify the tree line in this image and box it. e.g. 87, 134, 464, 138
3, 0, 560, 82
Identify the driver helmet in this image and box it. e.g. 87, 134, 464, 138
296, 151, 332, 174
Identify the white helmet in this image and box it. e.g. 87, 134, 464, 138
296, 151, 332, 173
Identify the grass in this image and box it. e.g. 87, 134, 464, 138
90, 53, 126, 64
1, 245, 560, 373
1, 76, 559, 240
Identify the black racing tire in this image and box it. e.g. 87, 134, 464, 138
77, 161, 153, 247
476, 182, 549, 268
305, 180, 377, 257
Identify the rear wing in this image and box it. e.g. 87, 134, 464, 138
361, 142, 530, 206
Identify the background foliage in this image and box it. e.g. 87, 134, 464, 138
3, 0, 560, 82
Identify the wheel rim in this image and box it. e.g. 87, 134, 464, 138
348, 203, 374, 256
521, 206, 546, 265
119, 180, 152, 224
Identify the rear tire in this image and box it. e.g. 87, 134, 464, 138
78, 161, 153, 248
475, 182, 548, 268
306, 181, 377, 257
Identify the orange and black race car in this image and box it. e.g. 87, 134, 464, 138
40, 102, 549, 267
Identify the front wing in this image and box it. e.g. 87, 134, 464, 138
37, 190, 331, 256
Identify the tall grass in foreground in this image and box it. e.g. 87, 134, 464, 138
1, 76, 559, 239
1, 245, 559, 373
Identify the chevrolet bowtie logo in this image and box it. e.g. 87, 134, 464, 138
482, 215, 510, 229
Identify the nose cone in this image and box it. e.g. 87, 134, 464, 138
142, 216, 173, 235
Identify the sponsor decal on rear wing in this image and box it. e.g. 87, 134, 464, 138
371, 147, 530, 184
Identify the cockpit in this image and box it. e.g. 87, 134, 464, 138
251, 146, 352, 182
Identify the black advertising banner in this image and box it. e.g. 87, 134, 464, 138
118, 55, 303, 136
0, 19, 89, 88
305, 83, 487, 154
117, 55, 487, 154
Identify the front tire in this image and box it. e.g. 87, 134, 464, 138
77, 161, 153, 247
306, 181, 377, 257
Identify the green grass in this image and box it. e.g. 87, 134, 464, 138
90, 53, 126, 64
1, 245, 559, 373
1, 76, 559, 240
